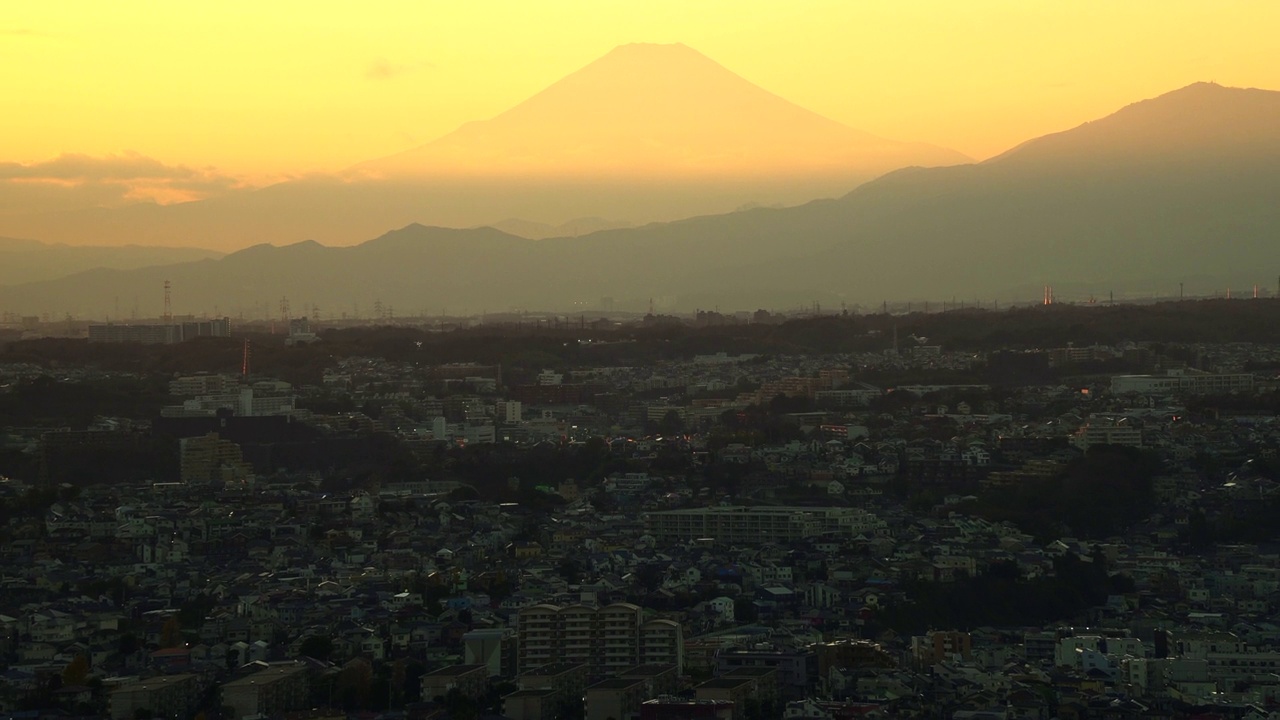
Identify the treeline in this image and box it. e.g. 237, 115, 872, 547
1182, 498, 1280, 548
877, 553, 1134, 634
962, 445, 1161, 540
6, 298, 1280, 385
0, 373, 171, 426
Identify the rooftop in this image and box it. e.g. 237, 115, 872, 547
223, 663, 307, 687
504, 689, 557, 699
587, 678, 647, 690
112, 674, 197, 692
521, 662, 588, 677
697, 677, 756, 690
620, 664, 679, 677
723, 666, 778, 677
423, 664, 488, 677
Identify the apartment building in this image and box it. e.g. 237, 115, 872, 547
421, 664, 489, 702
221, 663, 309, 720
179, 432, 254, 484
585, 678, 650, 720
507, 662, 589, 720
109, 674, 201, 720
170, 373, 236, 396
516, 603, 684, 678
1111, 369, 1254, 396
1072, 422, 1143, 450
643, 506, 884, 544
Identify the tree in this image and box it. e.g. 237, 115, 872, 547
177, 594, 215, 629
444, 687, 479, 720
299, 635, 334, 661
557, 558, 583, 585
62, 654, 89, 686
160, 616, 182, 648
633, 563, 666, 593
656, 409, 685, 436
118, 632, 139, 656
389, 659, 407, 709
336, 657, 374, 710
402, 659, 427, 702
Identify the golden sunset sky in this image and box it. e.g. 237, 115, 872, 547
4, 0, 1279, 184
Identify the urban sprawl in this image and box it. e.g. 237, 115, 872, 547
3, 308, 1280, 720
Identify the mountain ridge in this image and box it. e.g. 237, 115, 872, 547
989, 81, 1280, 167
1, 81, 1278, 314
0, 237, 223, 286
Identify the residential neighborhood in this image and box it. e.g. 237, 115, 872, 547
4, 312, 1280, 720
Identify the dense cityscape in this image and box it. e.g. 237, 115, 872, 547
5, 3, 1279, 719
3, 303, 1280, 720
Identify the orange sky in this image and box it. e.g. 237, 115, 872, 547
3, 1, 1279, 186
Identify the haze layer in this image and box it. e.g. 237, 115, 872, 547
0, 44, 967, 251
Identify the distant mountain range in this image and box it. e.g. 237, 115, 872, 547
1, 82, 1278, 316
484, 217, 633, 240
0, 43, 968, 252
0, 237, 221, 286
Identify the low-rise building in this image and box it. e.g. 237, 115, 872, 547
420, 663, 489, 703
585, 677, 650, 720
109, 674, 201, 720
222, 662, 310, 720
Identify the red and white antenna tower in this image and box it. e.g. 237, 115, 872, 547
241, 339, 251, 382
163, 280, 172, 322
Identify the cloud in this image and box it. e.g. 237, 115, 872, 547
0, 151, 209, 181
366, 57, 433, 80
0, 152, 246, 209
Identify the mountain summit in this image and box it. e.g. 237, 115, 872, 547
0, 43, 971, 250
360, 43, 968, 178
991, 82, 1280, 167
